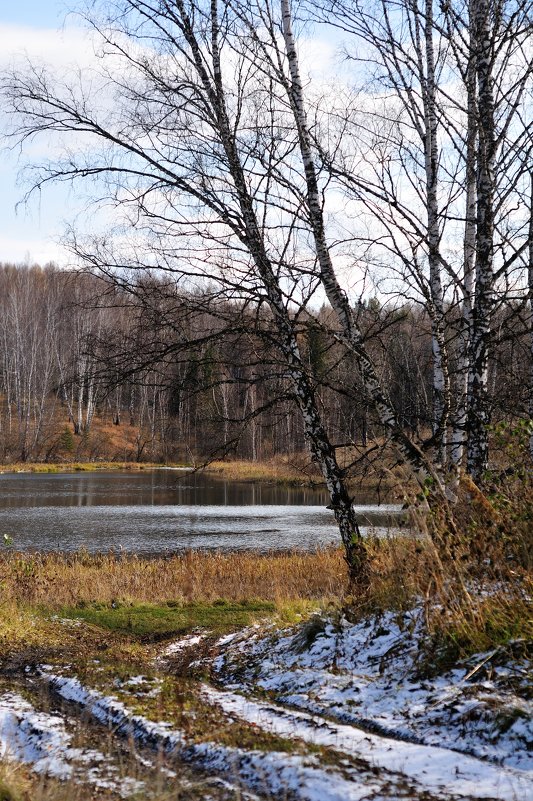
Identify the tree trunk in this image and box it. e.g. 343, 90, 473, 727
467, 0, 496, 482
529, 172, 533, 459
191, 0, 367, 578
423, 0, 449, 466
450, 52, 477, 474
280, 0, 447, 498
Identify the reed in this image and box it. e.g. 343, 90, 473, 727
0, 548, 346, 607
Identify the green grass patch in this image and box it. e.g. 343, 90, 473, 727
61, 599, 276, 640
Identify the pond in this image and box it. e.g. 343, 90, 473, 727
0, 470, 401, 554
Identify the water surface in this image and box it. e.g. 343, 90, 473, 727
0, 470, 400, 553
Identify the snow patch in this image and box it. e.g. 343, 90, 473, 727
40, 670, 411, 800
162, 634, 206, 658
214, 609, 533, 772
188, 742, 382, 801
0, 691, 144, 796
202, 684, 532, 801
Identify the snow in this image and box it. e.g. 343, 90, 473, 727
0, 692, 76, 780
212, 609, 532, 786
188, 742, 383, 801
42, 672, 185, 752
0, 691, 144, 797
162, 634, 206, 657
5, 603, 529, 801
38, 670, 414, 800
202, 685, 532, 801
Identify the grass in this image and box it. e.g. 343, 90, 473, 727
0, 756, 197, 801
70, 654, 299, 755
0, 549, 346, 607
1, 537, 530, 665
0, 455, 324, 485
423, 590, 533, 672
0, 448, 402, 492
0, 461, 163, 474
62, 598, 277, 640
0, 430, 530, 798
0, 548, 341, 670
0, 535, 530, 800
205, 456, 323, 485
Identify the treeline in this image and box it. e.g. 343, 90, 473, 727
0, 262, 528, 465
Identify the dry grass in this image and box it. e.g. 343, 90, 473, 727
0, 444, 410, 494
0, 602, 67, 656
1, 426, 531, 664
0, 549, 347, 608
2, 454, 322, 486
193, 449, 412, 493
0, 752, 226, 801
1, 534, 530, 664
0, 759, 119, 801
0, 461, 162, 474
206, 455, 323, 485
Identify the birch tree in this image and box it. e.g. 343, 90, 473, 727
3, 0, 369, 576
529, 172, 533, 458
2, 0, 532, 563
310, 0, 533, 481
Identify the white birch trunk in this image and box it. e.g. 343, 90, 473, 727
177, 0, 367, 575
422, 0, 449, 466
450, 56, 477, 472
466, 0, 496, 482
280, 0, 446, 497
529, 172, 533, 459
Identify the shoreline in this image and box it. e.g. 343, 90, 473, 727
0, 458, 402, 495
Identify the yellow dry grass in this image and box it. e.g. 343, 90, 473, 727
205, 456, 322, 485
0, 461, 160, 474
0, 549, 347, 608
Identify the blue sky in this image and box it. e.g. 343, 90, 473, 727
0, 1, 77, 265
2, 1, 64, 27
0, 1, 343, 267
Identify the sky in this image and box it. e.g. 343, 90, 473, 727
0, 1, 80, 265
0, 1, 344, 269
0, 0, 344, 266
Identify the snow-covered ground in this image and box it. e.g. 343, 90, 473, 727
203, 608, 532, 799
39, 672, 427, 800
212, 609, 532, 769
1, 608, 530, 800
0, 691, 144, 797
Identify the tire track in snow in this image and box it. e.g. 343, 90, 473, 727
41, 671, 426, 800
201, 684, 533, 801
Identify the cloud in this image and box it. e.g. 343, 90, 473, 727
0, 233, 69, 267
0, 21, 97, 71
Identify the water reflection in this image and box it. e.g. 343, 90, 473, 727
0, 470, 401, 554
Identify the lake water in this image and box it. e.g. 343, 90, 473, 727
0, 470, 401, 554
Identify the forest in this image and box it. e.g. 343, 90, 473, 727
0, 261, 529, 467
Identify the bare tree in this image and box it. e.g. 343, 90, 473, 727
2, 0, 531, 570
3, 0, 371, 576
529, 171, 533, 458
308, 0, 533, 481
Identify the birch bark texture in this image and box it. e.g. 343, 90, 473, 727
12, 0, 372, 575
529, 171, 533, 459
280, 0, 447, 496
305, 0, 533, 481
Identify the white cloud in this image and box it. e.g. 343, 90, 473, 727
0, 21, 97, 71
0, 234, 70, 266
